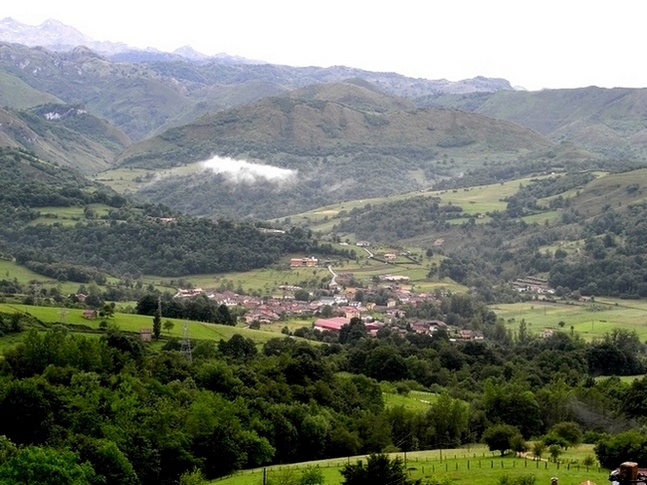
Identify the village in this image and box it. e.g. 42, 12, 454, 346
172, 253, 485, 342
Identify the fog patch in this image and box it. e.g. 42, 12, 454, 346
202, 156, 297, 184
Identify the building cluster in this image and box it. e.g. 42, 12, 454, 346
171, 279, 487, 341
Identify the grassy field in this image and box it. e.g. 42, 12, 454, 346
93, 163, 208, 195
0, 303, 289, 345
211, 445, 607, 485
382, 390, 440, 411
277, 176, 549, 231
0, 259, 80, 295
146, 251, 466, 296
491, 298, 647, 341
28, 204, 113, 226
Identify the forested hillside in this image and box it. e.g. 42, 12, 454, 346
0, 148, 346, 283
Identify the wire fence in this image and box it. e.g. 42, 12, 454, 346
214, 451, 606, 483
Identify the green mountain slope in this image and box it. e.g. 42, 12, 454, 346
475, 87, 647, 159
0, 70, 61, 108
110, 83, 553, 219
0, 43, 514, 142
0, 103, 130, 173
119, 82, 552, 169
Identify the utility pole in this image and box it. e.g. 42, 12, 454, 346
180, 321, 193, 363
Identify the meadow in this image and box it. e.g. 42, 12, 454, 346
93, 162, 208, 195
210, 445, 608, 485
492, 298, 647, 341
278, 175, 553, 234
382, 390, 440, 412
0, 259, 80, 295
0, 303, 286, 345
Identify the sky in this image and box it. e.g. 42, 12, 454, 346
3, 0, 645, 91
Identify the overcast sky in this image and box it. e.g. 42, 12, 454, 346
4, 0, 644, 91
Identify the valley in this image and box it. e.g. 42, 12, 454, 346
3, 32, 647, 485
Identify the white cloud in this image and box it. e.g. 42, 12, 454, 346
201, 155, 297, 184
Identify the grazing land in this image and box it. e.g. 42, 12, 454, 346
211, 445, 607, 485
492, 298, 647, 341
0, 303, 286, 345
382, 390, 440, 411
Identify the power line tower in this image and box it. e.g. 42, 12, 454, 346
180, 321, 192, 363
32, 283, 41, 306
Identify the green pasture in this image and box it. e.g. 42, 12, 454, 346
171, 267, 333, 295
167, 252, 461, 295
594, 374, 644, 384
521, 211, 562, 224
28, 204, 113, 226
0, 304, 287, 345
491, 298, 647, 341
211, 445, 607, 485
0, 259, 50, 283
539, 239, 585, 256
0, 331, 29, 353
0, 259, 80, 294
383, 390, 439, 412
277, 176, 548, 229
94, 163, 208, 194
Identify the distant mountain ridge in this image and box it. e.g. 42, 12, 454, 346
0, 17, 254, 64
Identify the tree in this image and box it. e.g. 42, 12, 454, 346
532, 441, 546, 461
163, 319, 175, 334
0, 436, 17, 464
179, 469, 207, 485
594, 430, 647, 469
214, 304, 235, 325
152, 309, 162, 340
294, 289, 310, 302
340, 453, 408, 485
73, 437, 138, 485
319, 305, 333, 318
339, 318, 368, 344
511, 434, 528, 456
548, 444, 562, 462
299, 466, 324, 485
482, 381, 542, 438
549, 422, 582, 449
483, 424, 521, 457
0, 446, 98, 485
